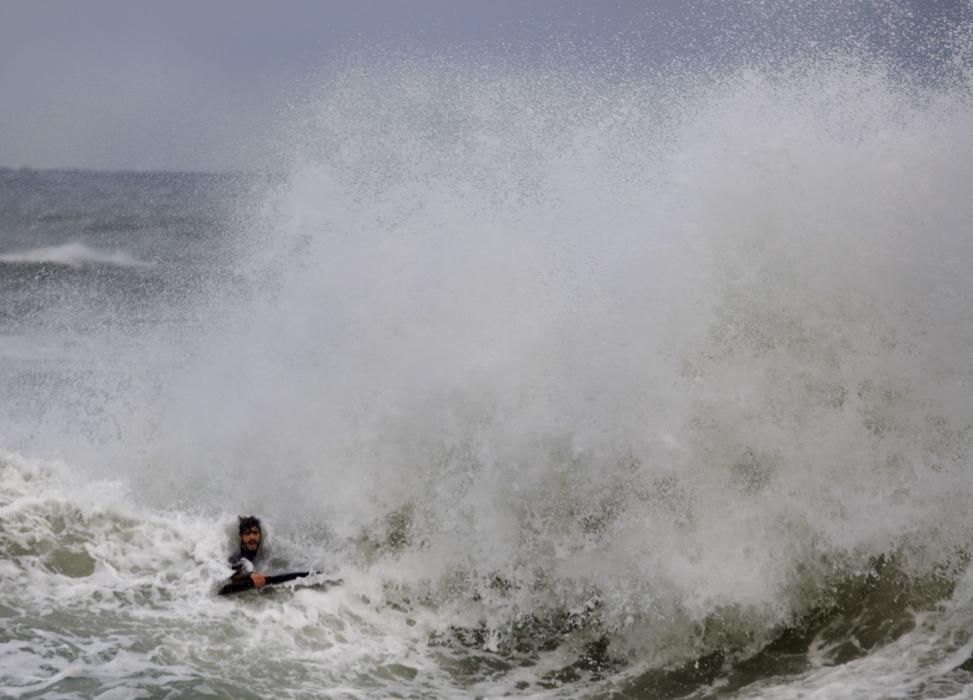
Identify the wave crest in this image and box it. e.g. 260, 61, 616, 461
0, 241, 152, 268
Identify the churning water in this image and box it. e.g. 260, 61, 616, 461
3, 22, 973, 699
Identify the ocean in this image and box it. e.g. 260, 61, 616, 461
2, 53, 973, 699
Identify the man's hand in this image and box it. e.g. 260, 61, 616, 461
251, 572, 267, 588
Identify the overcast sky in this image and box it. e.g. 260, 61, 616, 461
0, 0, 968, 172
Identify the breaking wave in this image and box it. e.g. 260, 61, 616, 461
0, 241, 152, 268
3, 8, 973, 696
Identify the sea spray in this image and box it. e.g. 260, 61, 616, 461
85, 53, 970, 672
2, 21, 973, 697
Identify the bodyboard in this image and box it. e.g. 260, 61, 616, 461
218, 571, 341, 596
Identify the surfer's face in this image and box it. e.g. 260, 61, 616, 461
240, 526, 261, 554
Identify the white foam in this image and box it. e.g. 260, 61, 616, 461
0, 451, 455, 698
0, 241, 152, 268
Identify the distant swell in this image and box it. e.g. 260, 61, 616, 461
0, 241, 151, 268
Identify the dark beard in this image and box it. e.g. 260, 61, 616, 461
239, 542, 261, 563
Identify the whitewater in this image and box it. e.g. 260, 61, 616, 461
3, 27, 973, 700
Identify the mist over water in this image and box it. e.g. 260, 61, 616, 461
143, 52, 973, 658
4, 13, 973, 696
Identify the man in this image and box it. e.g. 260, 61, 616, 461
229, 515, 268, 588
